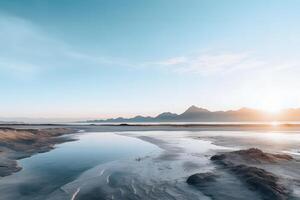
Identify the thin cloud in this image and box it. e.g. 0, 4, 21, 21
1, 14, 298, 80
154, 52, 256, 75
0, 14, 134, 79
151, 52, 298, 76
0, 15, 72, 78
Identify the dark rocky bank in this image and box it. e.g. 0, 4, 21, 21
187, 148, 294, 200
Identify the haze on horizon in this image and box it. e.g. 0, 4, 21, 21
1, 0, 300, 119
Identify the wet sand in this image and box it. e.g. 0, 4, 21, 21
59, 130, 300, 200
1, 124, 300, 199
0, 127, 75, 177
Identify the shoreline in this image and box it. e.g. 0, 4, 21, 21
1, 123, 300, 178
0, 127, 76, 177
2, 123, 300, 132
1, 127, 300, 199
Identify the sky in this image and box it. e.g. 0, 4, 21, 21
1, 0, 300, 120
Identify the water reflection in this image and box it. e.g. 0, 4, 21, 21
0, 132, 159, 200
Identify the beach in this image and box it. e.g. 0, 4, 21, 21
0, 124, 300, 199
0, 127, 75, 177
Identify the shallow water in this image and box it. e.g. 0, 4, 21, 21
0, 132, 159, 200
52, 131, 228, 200
1, 130, 300, 200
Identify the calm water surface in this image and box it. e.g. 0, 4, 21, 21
1, 130, 300, 200
0, 132, 159, 200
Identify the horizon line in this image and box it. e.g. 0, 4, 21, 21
2, 105, 300, 122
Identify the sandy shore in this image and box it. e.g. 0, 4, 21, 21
48, 130, 300, 200
1, 124, 300, 199
0, 127, 75, 177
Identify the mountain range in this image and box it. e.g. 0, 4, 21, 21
86, 105, 300, 123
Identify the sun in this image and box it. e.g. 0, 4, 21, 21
250, 84, 287, 114
264, 106, 282, 114
271, 121, 279, 126
258, 101, 283, 114
257, 94, 284, 114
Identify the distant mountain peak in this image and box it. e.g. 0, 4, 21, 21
84, 105, 300, 123
184, 105, 210, 114
156, 112, 177, 118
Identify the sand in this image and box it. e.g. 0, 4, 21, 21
0, 127, 75, 177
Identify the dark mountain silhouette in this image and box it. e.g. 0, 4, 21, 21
86, 105, 300, 123
155, 112, 178, 120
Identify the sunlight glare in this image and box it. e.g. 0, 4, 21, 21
271, 121, 279, 126
257, 90, 284, 114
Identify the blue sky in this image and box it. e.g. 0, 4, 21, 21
1, 0, 300, 119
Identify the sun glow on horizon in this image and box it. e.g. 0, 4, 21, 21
263, 107, 282, 114
254, 89, 285, 114
271, 121, 279, 126
255, 103, 283, 115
